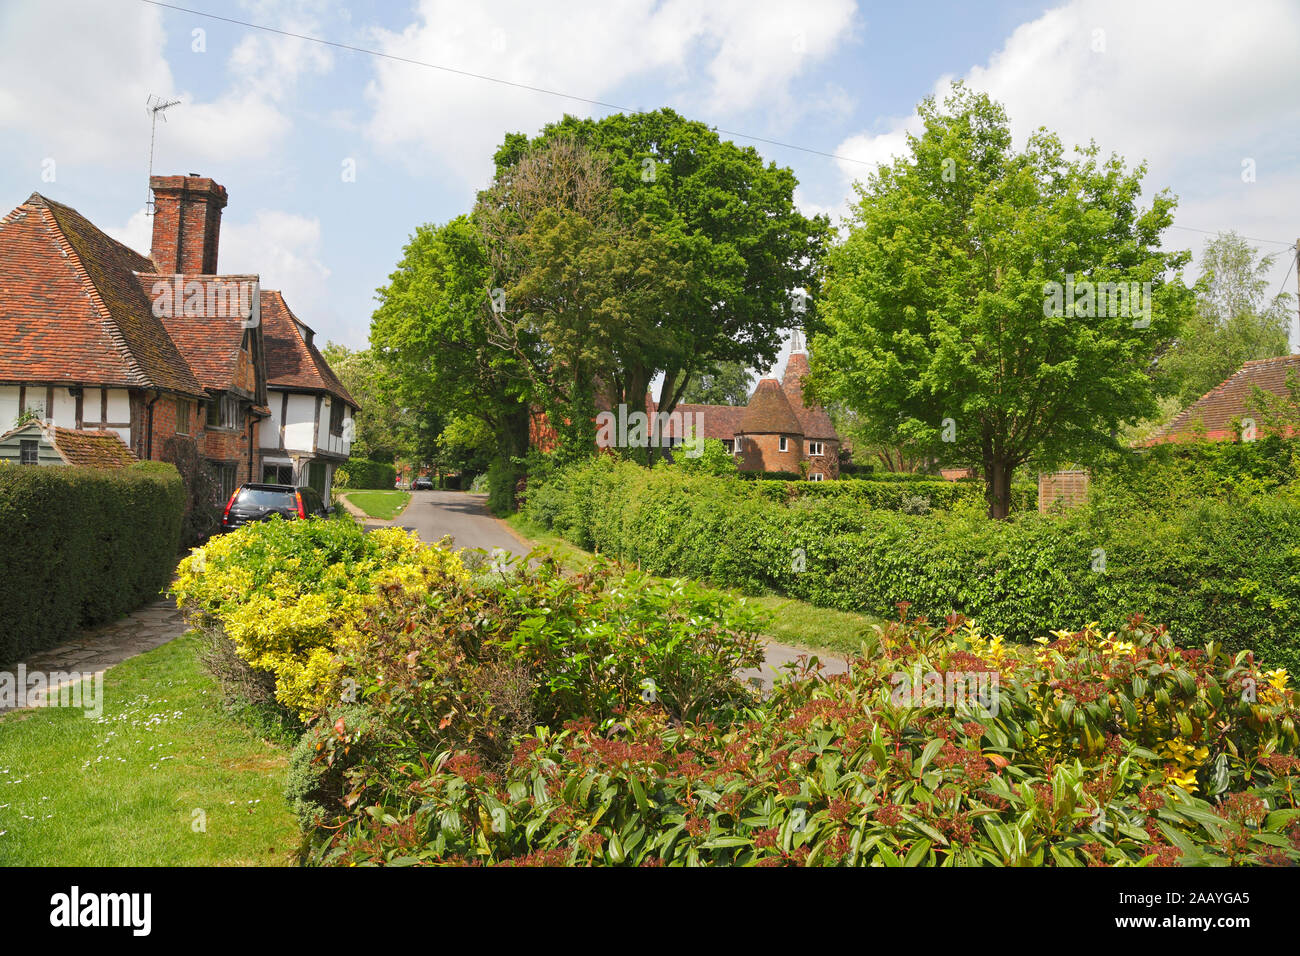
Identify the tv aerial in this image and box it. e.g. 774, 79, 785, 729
145, 95, 181, 216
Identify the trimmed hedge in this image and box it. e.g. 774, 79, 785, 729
0, 461, 185, 662
334, 460, 397, 490
746, 477, 1035, 512
524, 457, 1300, 674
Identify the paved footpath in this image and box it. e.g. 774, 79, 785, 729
345, 489, 849, 688
0, 600, 185, 714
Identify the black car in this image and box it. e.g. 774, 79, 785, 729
411, 476, 434, 490
220, 483, 333, 532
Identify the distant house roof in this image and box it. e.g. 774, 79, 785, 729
1146, 354, 1300, 444
0, 193, 205, 397
260, 290, 357, 407
644, 394, 745, 440
740, 378, 803, 435
781, 351, 837, 440
1, 421, 138, 467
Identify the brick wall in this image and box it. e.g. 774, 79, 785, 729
737, 432, 805, 474
1038, 470, 1090, 513
805, 440, 839, 479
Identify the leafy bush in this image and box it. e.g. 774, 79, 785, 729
171, 516, 467, 718
486, 457, 522, 514
282, 553, 766, 828
523, 457, 1300, 674
334, 460, 398, 490
0, 461, 185, 662
303, 613, 1300, 866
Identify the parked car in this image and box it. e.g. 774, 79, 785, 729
220, 483, 333, 533
412, 476, 434, 490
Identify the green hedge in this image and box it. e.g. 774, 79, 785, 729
0, 461, 185, 662
745, 477, 1035, 512
333, 460, 397, 490
524, 457, 1300, 674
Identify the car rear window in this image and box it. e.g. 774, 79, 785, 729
235, 488, 296, 508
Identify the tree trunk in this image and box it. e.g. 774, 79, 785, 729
983, 458, 1014, 520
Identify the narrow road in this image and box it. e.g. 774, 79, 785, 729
364, 489, 848, 688
360, 489, 530, 559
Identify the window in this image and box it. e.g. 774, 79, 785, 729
19, 439, 38, 465
722, 439, 734, 453
262, 464, 294, 484
809, 472, 825, 482
808, 441, 824, 457
206, 395, 241, 430
211, 462, 238, 502
779, 436, 788, 452
733, 438, 744, 456
175, 399, 190, 435
329, 399, 345, 438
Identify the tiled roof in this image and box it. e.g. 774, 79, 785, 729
0, 193, 205, 396
137, 273, 256, 392
1146, 354, 1300, 444
1, 421, 138, 467
260, 290, 357, 407
646, 397, 746, 440
781, 351, 838, 440
740, 378, 803, 435
50, 426, 138, 467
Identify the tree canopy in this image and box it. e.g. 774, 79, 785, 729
809, 84, 1192, 517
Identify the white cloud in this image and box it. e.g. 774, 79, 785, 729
830, 0, 1300, 306
0, 0, 340, 173
363, 0, 857, 187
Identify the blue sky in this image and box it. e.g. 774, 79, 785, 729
2, 0, 1297, 369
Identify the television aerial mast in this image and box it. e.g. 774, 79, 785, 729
145, 95, 181, 216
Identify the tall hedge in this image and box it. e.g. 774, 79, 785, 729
523, 457, 1300, 674
0, 461, 185, 662
334, 460, 397, 490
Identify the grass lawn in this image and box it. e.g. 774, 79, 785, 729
505, 514, 878, 656
0, 632, 299, 866
343, 489, 411, 520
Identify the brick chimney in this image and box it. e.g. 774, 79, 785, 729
149, 174, 228, 274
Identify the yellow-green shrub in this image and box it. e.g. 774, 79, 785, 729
171, 516, 466, 717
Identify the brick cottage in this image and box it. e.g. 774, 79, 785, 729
0, 174, 357, 498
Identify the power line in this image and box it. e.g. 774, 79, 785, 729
137, 0, 876, 166
137, 0, 1299, 247
1166, 223, 1293, 246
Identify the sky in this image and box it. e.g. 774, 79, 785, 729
2, 0, 1297, 380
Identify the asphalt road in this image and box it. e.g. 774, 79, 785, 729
371, 489, 530, 559
367, 489, 848, 688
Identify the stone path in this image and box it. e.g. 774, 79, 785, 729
0, 600, 185, 714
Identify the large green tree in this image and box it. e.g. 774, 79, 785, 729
493, 109, 829, 423
475, 136, 685, 460
810, 84, 1192, 518
679, 359, 754, 406
1159, 231, 1292, 405
371, 216, 532, 483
